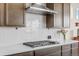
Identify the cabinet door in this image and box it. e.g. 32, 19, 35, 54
63, 3, 70, 28
72, 43, 78, 56
62, 50, 71, 56
8, 51, 34, 56
46, 3, 70, 28
72, 48, 78, 56
5, 3, 25, 26
54, 3, 63, 28
46, 3, 63, 28
46, 14, 54, 28
35, 46, 61, 56
0, 3, 5, 26
46, 3, 54, 28
62, 44, 71, 56
47, 51, 61, 56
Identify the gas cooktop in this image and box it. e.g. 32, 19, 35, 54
23, 40, 59, 48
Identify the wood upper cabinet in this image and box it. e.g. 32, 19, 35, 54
46, 14, 54, 28
46, 3, 54, 28
5, 3, 25, 26
62, 3, 70, 28
0, 3, 5, 26
54, 3, 63, 28
46, 3, 70, 28
46, 3, 63, 28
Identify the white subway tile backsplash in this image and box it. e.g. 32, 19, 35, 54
0, 13, 70, 47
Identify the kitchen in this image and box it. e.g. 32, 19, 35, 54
0, 3, 79, 56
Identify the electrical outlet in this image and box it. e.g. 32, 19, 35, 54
48, 35, 51, 39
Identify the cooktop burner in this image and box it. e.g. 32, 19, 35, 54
23, 40, 59, 48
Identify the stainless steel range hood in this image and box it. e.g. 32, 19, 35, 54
25, 3, 57, 15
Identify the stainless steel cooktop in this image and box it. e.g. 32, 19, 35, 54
23, 40, 59, 48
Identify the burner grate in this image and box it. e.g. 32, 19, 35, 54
23, 40, 59, 48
